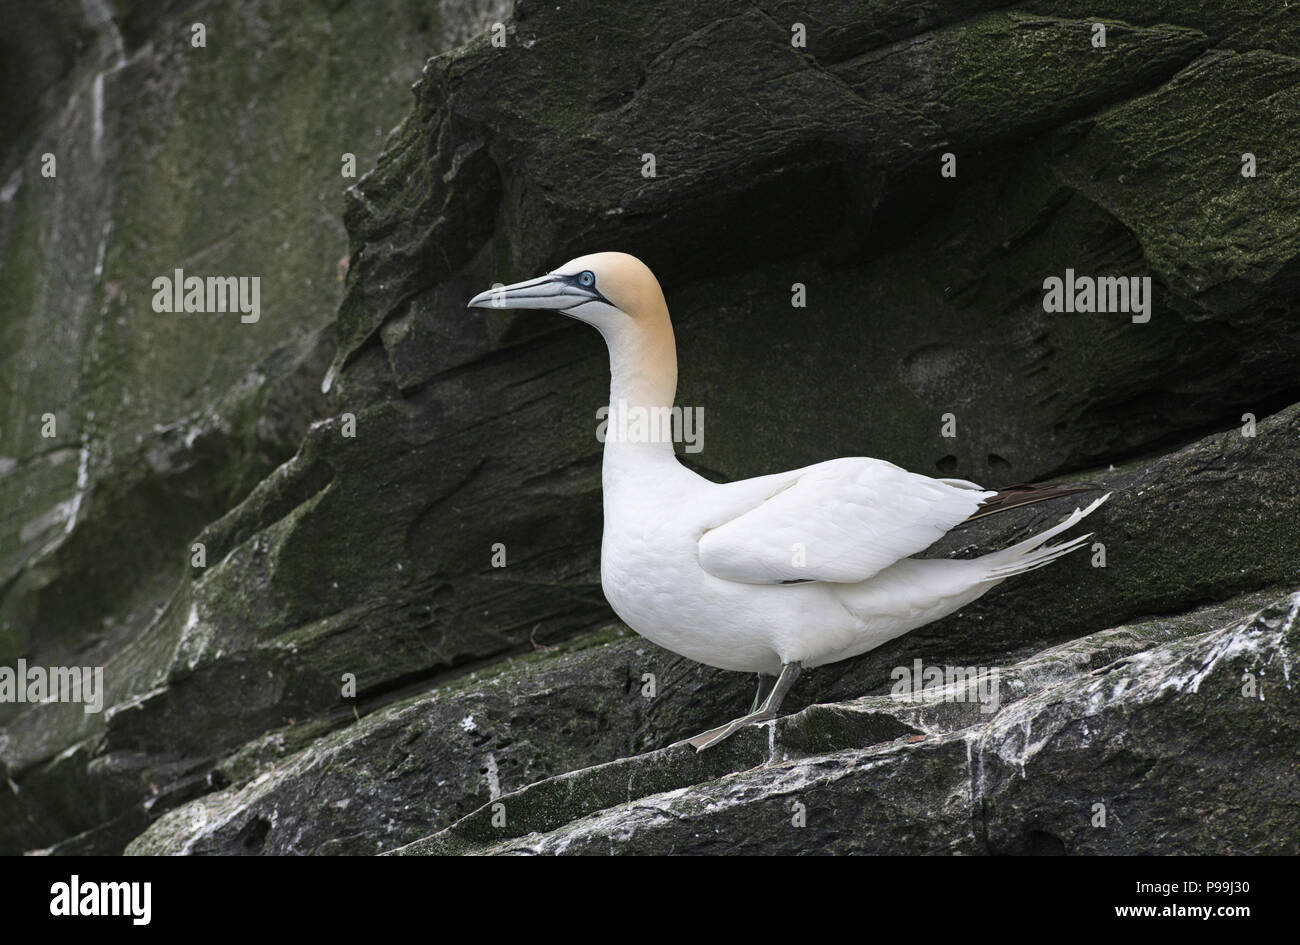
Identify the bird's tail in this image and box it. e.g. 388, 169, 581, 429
976, 492, 1111, 581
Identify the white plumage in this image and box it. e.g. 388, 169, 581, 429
698, 458, 993, 585
470, 251, 1109, 748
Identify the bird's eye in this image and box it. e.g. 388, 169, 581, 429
578, 270, 596, 287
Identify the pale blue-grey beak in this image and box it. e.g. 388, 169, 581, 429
467, 272, 602, 311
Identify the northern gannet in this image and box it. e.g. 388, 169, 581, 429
469, 253, 1109, 750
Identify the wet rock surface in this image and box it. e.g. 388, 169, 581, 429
2, 1, 1297, 854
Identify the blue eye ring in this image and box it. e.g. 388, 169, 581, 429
578, 270, 596, 287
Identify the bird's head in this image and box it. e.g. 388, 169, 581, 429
468, 251, 678, 409
467, 252, 668, 338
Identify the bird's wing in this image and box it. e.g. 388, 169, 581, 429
697, 458, 994, 585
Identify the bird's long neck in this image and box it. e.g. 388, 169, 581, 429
604, 324, 676, 413
598, 308, 680, 477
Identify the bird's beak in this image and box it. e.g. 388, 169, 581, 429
467, 273, 597, 311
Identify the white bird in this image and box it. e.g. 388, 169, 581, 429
469, 252, 1109, 750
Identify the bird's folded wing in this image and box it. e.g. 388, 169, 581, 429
697, 458, 994, 585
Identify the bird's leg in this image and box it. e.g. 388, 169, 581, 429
749, 672, 777, 714
685, 662, 803, 752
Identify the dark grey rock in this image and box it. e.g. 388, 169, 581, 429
2, 0, 1298, 855
388, 590, 1300, 855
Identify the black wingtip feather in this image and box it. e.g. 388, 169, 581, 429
963, 481, 1106, 523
